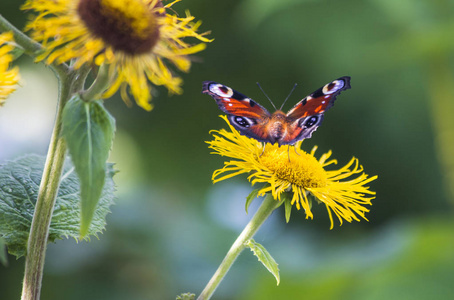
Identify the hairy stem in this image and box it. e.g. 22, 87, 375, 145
20, 69, 75, 300
81, 64, 111, 101
197, 194, 280, 300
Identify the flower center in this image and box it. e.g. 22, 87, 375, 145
78, 0, 162, 55
260, 146, 327, 188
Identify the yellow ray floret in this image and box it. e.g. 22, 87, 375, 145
0, 32, 20, 106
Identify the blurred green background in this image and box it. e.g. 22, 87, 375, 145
1, 0, 454, 299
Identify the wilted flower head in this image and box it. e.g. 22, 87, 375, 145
23, 0, 211, 110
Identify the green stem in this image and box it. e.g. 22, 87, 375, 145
20, 69, 75, 300
80, 64, 111, 101
0, 14, 68, 77
0, 14, 41, 54
426, 58, 454, 205
0, 11, 77, 300
197, 194, 280, 300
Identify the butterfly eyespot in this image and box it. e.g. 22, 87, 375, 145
301, 115, 319, 128
232, 116, 252, 128
322, 80, 345, 95
210, 84, 233, 97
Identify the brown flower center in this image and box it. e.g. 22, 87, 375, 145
78, 0, 162, 55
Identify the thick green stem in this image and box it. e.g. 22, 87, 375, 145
0, 12, 77, 300
0, 12, 97, 300
197, 194, 281, 300
80, 64, 111, 101
20, 71, 74, 300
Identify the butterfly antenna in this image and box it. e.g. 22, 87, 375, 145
279, 83, 298, 110
256, 82, 277, 110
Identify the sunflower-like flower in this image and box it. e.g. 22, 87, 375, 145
0, 32, 20, 106
208, 116, 377, 229
22, 0, 211, 111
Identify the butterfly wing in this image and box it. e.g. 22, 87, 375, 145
202, 81, 273, 142
281, 76, 351, 145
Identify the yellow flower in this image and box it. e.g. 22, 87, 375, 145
208, 116, 377, 229
0, 32, 20, 106
22, 0, 211, 111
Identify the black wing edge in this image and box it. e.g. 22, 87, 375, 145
202, 81, 216, 94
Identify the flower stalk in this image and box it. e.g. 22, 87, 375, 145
197, 194, 281, 300
20, 67, 78, 300
0, 15, 41, 55
0, 13, 77, 300
81, 64, 111, 101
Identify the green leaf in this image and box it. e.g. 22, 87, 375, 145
0, 237, 7, 266
0, 154, 115, 258
246, 239, 280, 285
62, 95, 115, 237
245, 188, 260, 214
279, 192, 293, 223
176, 293, 195, 300
284, 198, 292, 223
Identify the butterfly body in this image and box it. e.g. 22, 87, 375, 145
202, 76, 351, 146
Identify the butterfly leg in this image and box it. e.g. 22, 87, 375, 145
287, 145, 291, 162
293, 145, 301, 156
259, 143, 266, 157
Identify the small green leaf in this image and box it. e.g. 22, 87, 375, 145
279, 192, 293, 223
176, 293, 195, 300
246, 239, 280, 285
0, 237, 7, 266
0, 154, 115, 258
62, 95, 115, 237
284, 198, 292, 223
245, 188, 260, 214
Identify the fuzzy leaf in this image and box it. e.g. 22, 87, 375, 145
62, 95, 115, 237
246, 239, 280, 285
245, 188, 260, 214
0, 154, 115, 258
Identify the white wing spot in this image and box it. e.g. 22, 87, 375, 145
210, 84, 234, 97
322, 80, 345, 95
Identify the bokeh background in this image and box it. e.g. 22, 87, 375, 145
1, 0, 454, 299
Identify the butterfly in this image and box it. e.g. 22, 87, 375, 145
202, 76, 351, 146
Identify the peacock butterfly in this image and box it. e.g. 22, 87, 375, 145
202, 76, 351, 146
